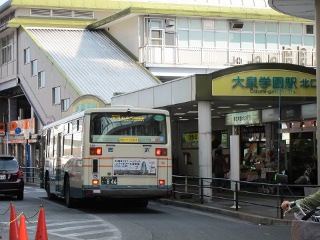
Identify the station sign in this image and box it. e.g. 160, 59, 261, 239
212, 69, 316, 97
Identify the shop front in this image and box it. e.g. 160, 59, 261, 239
111, 63, 317, 187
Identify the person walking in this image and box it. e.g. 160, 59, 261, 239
212, 147, 226, 191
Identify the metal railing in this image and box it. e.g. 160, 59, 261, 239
139, 45, 316, 68
21, 167, 43, 186
172, 175, 320, 219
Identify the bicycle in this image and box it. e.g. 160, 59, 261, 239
284, 201, 320, 240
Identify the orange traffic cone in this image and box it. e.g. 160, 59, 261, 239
35, 206, 48, 240
18, 214, 28, 240
9, 203, 19, 240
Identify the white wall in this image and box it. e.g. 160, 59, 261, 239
18, 27, 80, 127
108, 16, 140, 56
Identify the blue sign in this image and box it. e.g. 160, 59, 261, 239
15, 127, 21, 134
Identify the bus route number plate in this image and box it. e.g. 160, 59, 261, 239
101, 177, 117, 185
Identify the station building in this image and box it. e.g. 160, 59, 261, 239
0, 0, 316, 185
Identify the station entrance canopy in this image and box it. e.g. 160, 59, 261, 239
111, 63, 316, 119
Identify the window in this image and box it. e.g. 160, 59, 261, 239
24, 48, 30, 64
61, 98, 70, 111
38, 71, 45, 88
1, 33, 13, 64
306, 25, 314, 35
52, 86, 61, 105
31, 60, 37, 76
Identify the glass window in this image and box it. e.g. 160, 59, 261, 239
266, 35, 278, 49
61, 98, 70, 111
72, 132, 82, 157
279, 23, 290, 34
291, 35, 302, 46
229, 32, 240, 48
305, 25, 314, 35
291, 24, 302, 34
255, 33, 266, 49
90, 112, 167, 144
304, 36, 315, 47
241, 33, 253, 49
149, 19, 162, 28
63, 134, 72, 156
215, 20, 228, 30
203, 31, 215, 48
150, 29, 163, 45
177, 18, 188, 28
31, 60, 37, 76
24, 48, 30, 64
38, 71, 45, 88
203, 19, 214, 30
267, 22, 278, 33
177, 30, 189, 46
255, 22, 265, 32
215, 32, 228, 48
52, 86, 61, 105
280, 35, 290, 46
242, 21, 253, 31
190, 19, 201, 29
189, 30, 201, 47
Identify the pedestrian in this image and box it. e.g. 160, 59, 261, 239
212, 147, 226, 191
281, 189, 320, 211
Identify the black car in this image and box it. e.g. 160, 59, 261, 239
0, 155, 24, 200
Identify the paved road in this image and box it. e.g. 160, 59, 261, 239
0, 185, 292, 239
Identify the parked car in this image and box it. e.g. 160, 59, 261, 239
0, 155, 24, 200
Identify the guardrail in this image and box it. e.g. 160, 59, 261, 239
21, 167, 43, 186
172, 175, 320, 219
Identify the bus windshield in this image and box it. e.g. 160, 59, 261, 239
90, 112, 167, 144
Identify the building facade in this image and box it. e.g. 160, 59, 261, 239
0, 0, 316, 188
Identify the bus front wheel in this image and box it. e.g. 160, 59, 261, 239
65, 176, 75, 208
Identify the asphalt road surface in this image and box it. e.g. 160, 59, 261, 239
0, 185, 292, 240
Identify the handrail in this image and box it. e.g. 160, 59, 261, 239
172, 175, 320, 219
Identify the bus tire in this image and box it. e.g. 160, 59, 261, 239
65, 176, 75, 208
45, 173, 55, 200
137, 199, 148, 208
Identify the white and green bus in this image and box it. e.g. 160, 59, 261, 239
40, 107, 172, 208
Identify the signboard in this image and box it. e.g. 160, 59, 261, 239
212, 69, 316, 97
281, 106, 301, 121
113, 158, 157, 175
301, 103, 317, 119
225, 110, 261, 126
0, 123, 5, 136
181, 132, 198, 149
262, 108, 279, 122
9, 118, 35, 136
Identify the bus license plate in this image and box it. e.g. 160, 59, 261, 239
101, 177, 117, 185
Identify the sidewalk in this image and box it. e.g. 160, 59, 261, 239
159, 192, 294, 226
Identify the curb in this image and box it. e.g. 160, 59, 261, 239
159, 199, 292, 226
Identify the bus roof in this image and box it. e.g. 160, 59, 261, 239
42, 107, 170, 130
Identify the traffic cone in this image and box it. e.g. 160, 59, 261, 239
18, 214, 28, 240
9, 203, 19, 240
35, 206, 48, 240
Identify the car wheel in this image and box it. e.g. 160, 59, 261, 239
65, 177, 75, 208
17, 190, 24, 200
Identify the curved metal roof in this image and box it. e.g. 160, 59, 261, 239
26, 28, 160, 104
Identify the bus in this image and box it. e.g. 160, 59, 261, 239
39, 107, 172, 208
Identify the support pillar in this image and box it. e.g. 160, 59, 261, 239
198, 101, 212, 200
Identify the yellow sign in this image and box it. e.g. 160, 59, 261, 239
119, 137, 139, 143
212, 69, 316, 97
